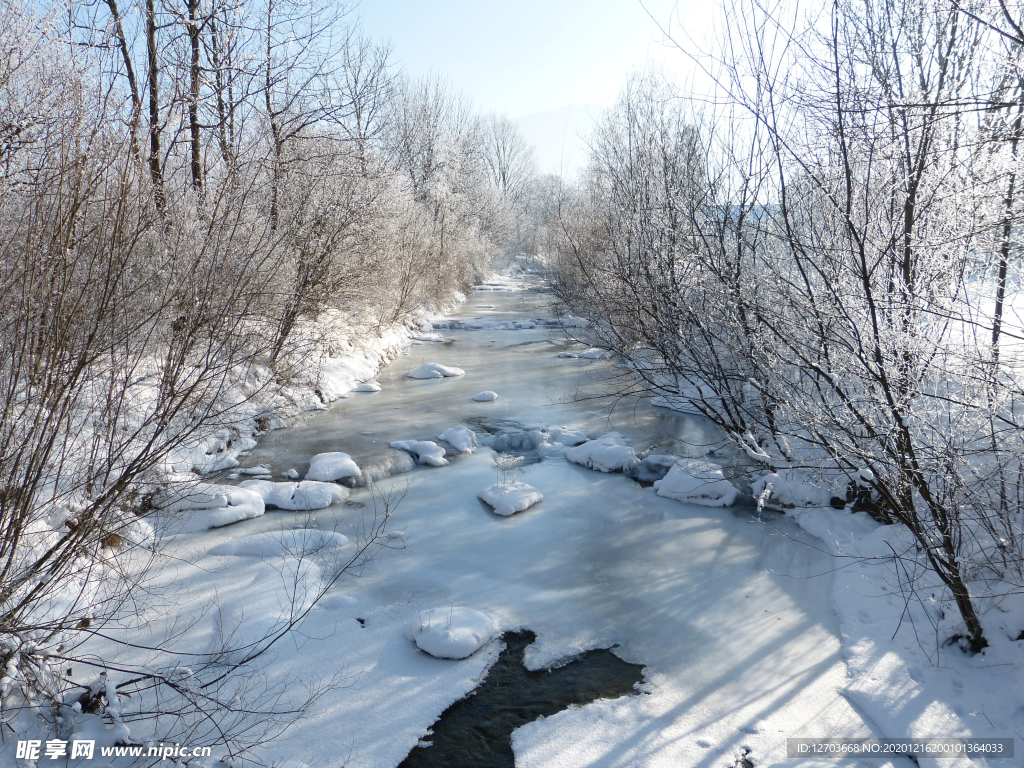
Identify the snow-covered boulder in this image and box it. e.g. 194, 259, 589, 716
353, 381, 382, 393
628, 454, 679, 483
750, 469, 839, 509
580, 348, 610, 359
239, 479, 347, 510
282, 468, 300, 479
437, 426, 477, 453
305, 452, 361, 482
405, 607, 495, 659
210, 529, 349, 558
546, 426, 588, 447
408, 363, 465, 379
478, 482, 543, 517
390, 440, 449, 466
472, 391, 498, 402
159, 483, 265, 528
566, 433, 639, 473
653, 459, 738, 507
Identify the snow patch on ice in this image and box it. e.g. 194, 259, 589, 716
472, 391, 498, 402
478, 482, 543, 516
209, 528, 350, 558
158, 483, 265, 528
353, 381, 382, 393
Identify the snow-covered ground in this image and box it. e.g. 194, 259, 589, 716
79, 278, 1017, 768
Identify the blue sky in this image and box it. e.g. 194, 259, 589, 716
355, 0, 714, 118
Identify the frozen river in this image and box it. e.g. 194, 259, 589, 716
140, 278, 910, 767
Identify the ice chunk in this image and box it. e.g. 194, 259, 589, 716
306, 452, 361, 482
654, 459, 738, 507
239, 479, 347, 510
478, 482, 543, 516
566, 433, 639, 473
408, 363, 465, 379
472, 391, 498, 402
390, 440, 449, 466
354, 381, 381, 393
438, 426, 477, 453
405, 607, 495, 659
210, 529, 349, 558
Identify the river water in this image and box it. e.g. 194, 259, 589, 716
178, 276, 903, 767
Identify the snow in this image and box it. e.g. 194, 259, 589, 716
565, 432, 640, 473
405, 607, 496, 659
437, 425, 477, 453
557, 351, 578, 358
478, 481, 544, 516
653, 459, 738, 507
408, 363, 465, 379
239, 464, 272, 475
238, 479, 347, 510
305, 452, 361, 482
353, 381, 382, 392
157, 483, 265, 529
389, 439, 449, 466
546, 427, 588, 447
628, 454, 678, 483
579, 348, 610, 359
209, 528, 350, 558
472, 390, 498, 401
282, 468, 300, 479
751, 469, 841, 509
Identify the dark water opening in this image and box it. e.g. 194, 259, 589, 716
398, 631, 645, 768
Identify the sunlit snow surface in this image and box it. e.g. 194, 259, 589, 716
96, 279, 929, 768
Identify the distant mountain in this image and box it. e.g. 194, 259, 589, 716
513, 104, 604, 180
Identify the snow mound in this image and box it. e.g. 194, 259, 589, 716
282, 468, 300, 479
239, 479, 347, 510
580, 348, 610, 359
653, 459, 738, 507
405, 607, 495, 659
408, 363, 465, 379
159, 483, 266, 528
472, 391, 498, 402
437, 426, 477, 453
566, 433, 639, 473
210, 529, 349, 558
390, 440, 449, 466
478, 482, 543, 516
353, 381, 381, 393
306, 452, 361, 482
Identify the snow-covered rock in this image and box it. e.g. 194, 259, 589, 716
566, 433, 639, 473
750, 469, 841, 509
159, 483, 265, 528
239, 464, 272, 475
556, 351, 578, 358
405, 607, 495, 659
282, 468, 300, 479
472, 391, 498, 402
653, 459, 738, 507
353, 381, 382, 393
580, 348, 610, 359
437, 426, 477, 453
546, 427, 588, 447
408, 363, 465, 379
628, 454, 678, 483
390, 440, 449, 466
478, 482, 543, 516
306, 452, 361, 482
239, 479, 347, 510
210, 529, 350, 558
